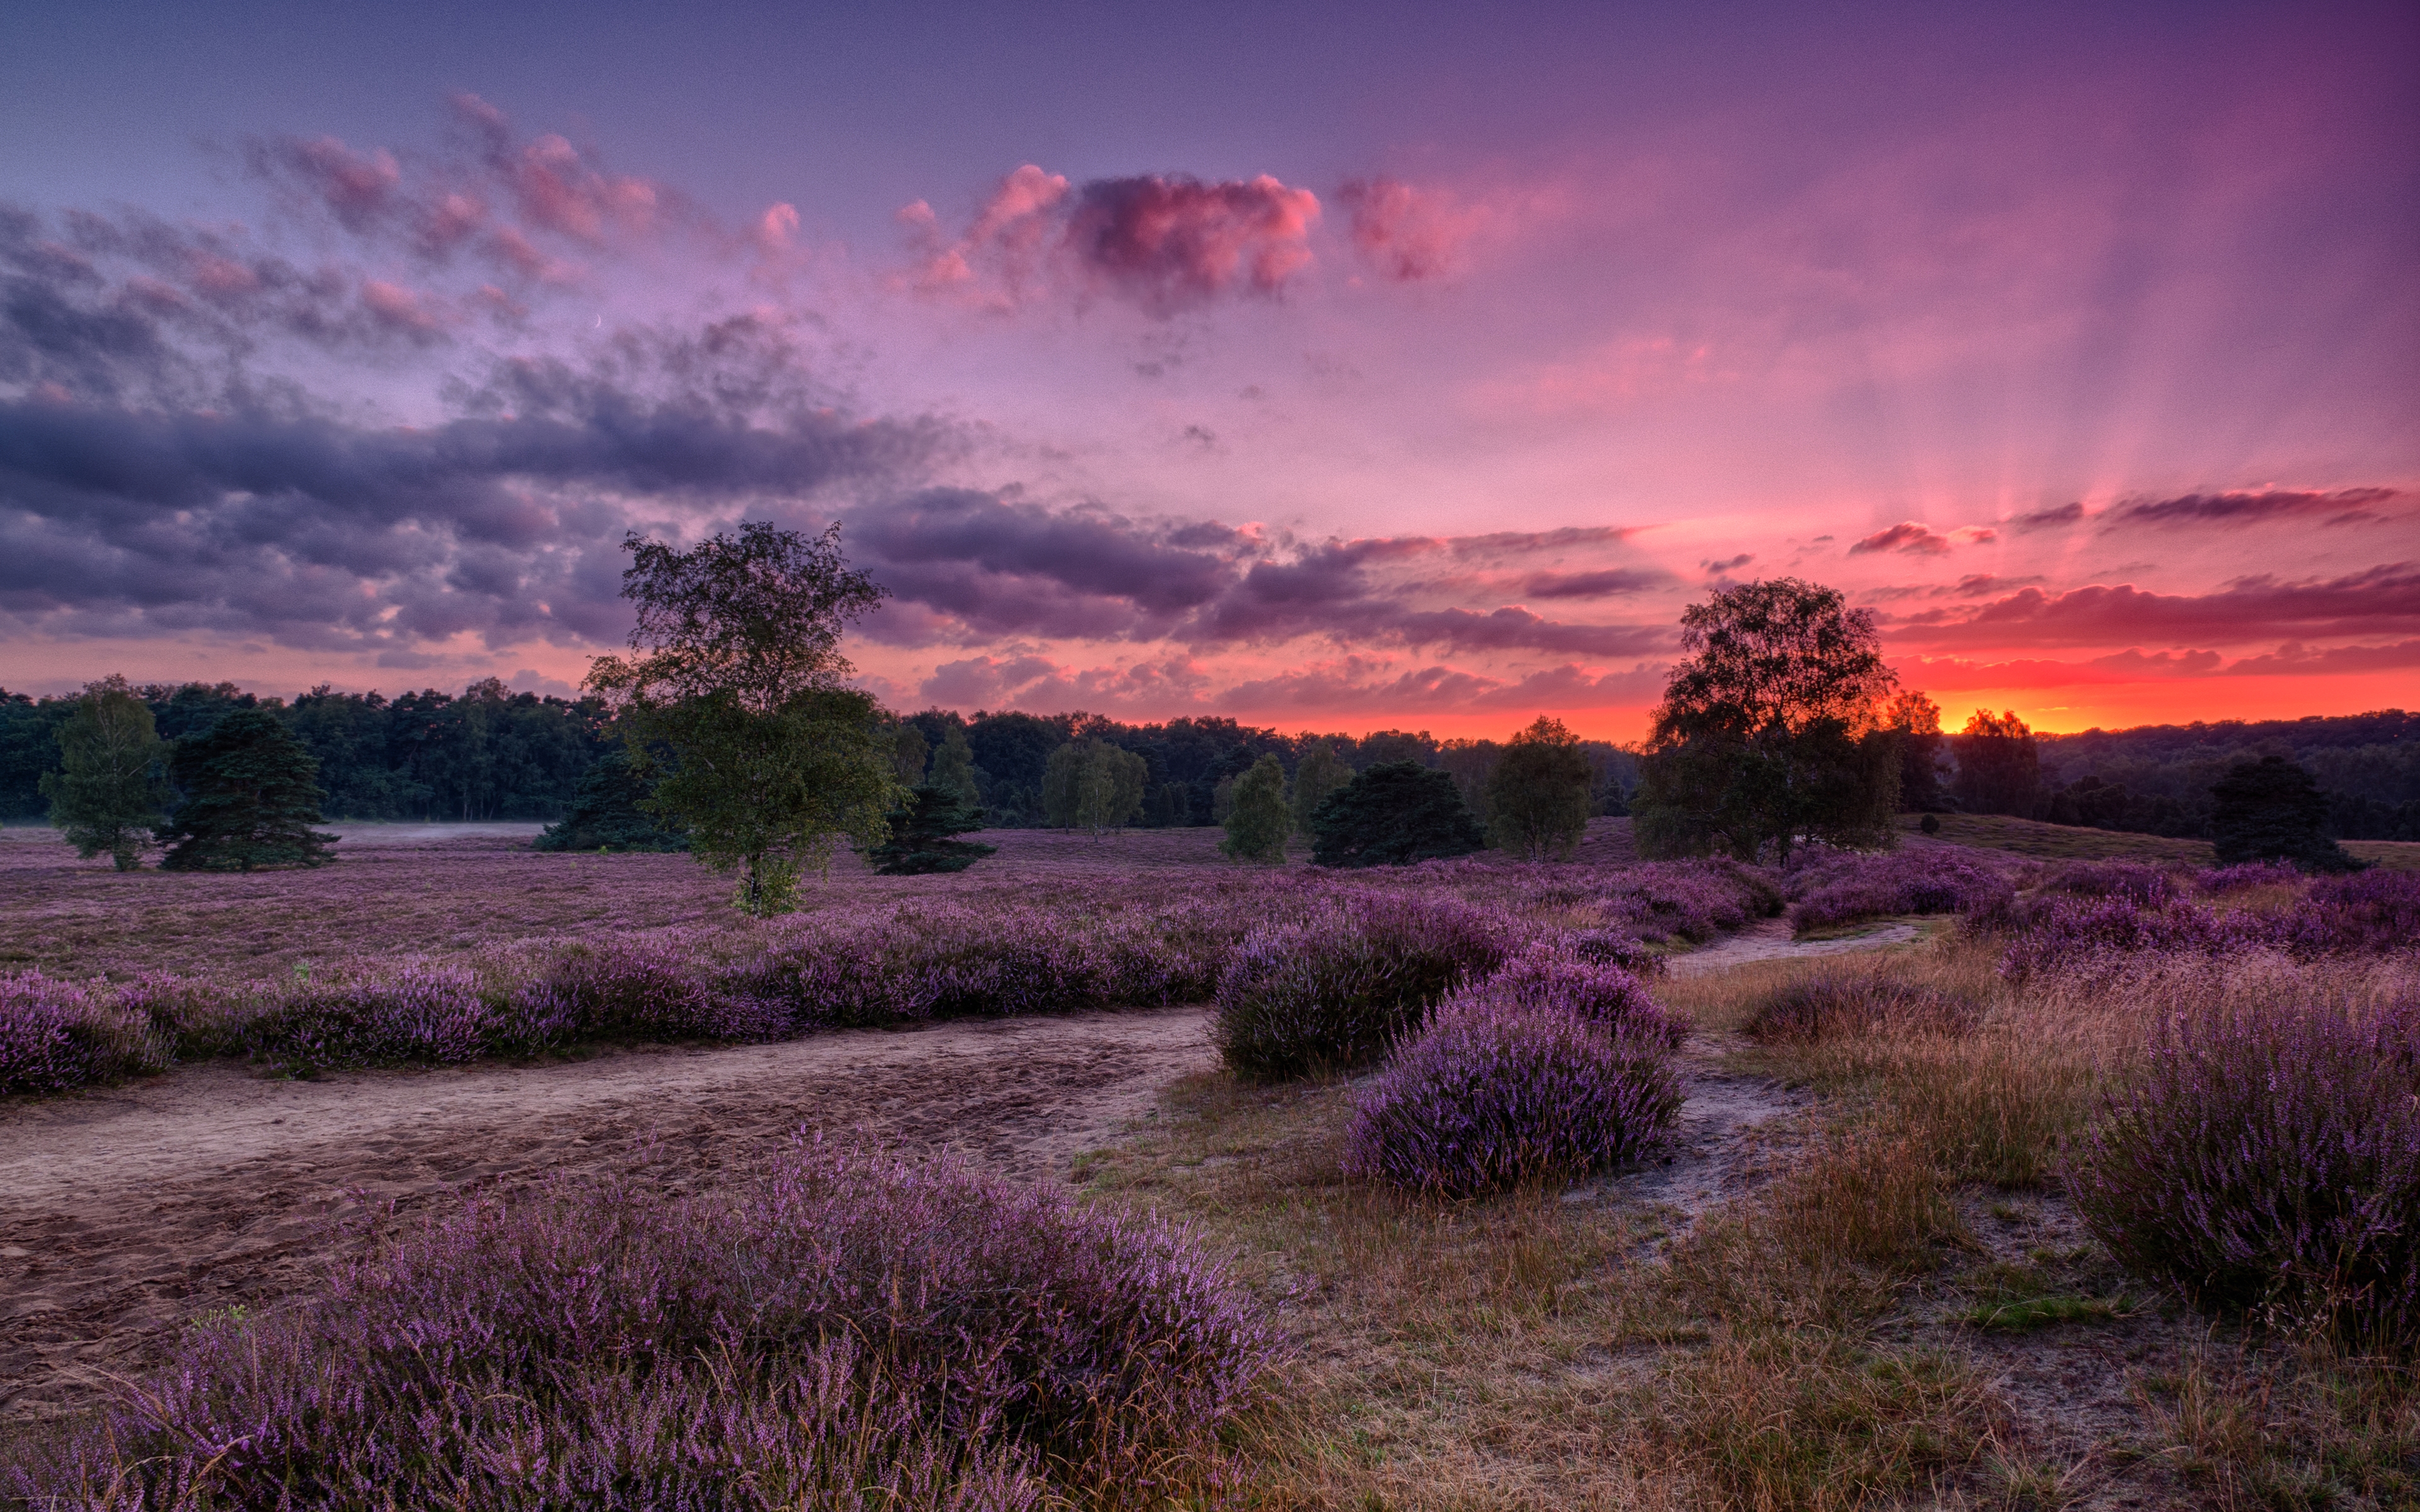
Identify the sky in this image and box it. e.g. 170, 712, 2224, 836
2, 0, 2414, 740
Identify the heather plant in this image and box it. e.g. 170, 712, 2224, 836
1343, 995, 1683, 1197
239, 961, 507, 1067
1460, 947, 1686, 1048
1213, 891, 1519, 1078
0, 971, 166, 1093
1563, 926, 1669, 976
4, 1143, 1276, 1508
1783, 846, 2015, 932
1596, 859, 1781, 942
2040, 859, 2181, 905
2196, 859, 2304, 895
510, 936, 794, 1047
2070, 999, 2420, 1347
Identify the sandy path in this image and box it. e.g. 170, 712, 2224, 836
0, 1006, 1216, 1423
1665, 915, 1920, 976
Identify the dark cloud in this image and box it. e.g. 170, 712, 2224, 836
1522, 568, 1662, 598
2007, 501, 2083, 532
2103, 488, 2404, 529
1893, 564, 2420, 649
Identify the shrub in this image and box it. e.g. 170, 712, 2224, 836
2042, 861, 2181, 907
1213, 891, 1517, 1078
4, 1143, 1276, 1508
2070, 1000, 2420, 1347
0, 972, 165, 1094
510, 936, 792, 1047
1306, 760, 1488, 868
1783, 846, 2015, 932
2279, 868, 2420, 956
241, 963, 504, 1067
1563, 927, 1668, 976
1742, 973, 1980, 1044
1464, 948, 1686, 1048
2195, 860, 2303, 895
1344, 996, 1683, 1197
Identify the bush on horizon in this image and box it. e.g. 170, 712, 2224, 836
4, 1143, 1277, 1508
2070, 999, 2420, 1349
1344, 995, 1683, 1197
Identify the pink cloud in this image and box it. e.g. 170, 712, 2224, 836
359, 278, 444, 337
1850, 521, 1953, 555
1893, 564, 2420, 649
1337, 176, 1476, 281
274, 136, 401, 231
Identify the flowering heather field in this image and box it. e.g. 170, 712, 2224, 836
10, 822, 2420, 1507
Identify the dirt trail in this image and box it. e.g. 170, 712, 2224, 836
1665, 915, 1920, 976
0, 1007, 1216, 1422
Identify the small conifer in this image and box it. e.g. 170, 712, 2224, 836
158, 709, 338, 871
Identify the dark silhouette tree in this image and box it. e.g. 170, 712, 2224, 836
158, 708, 337, 871
867, 784, 997, 874
533, 750, 688, 852
1308, 761, 1487, 868
1486, 716, 1594, 861
1885, 689, 1950, 813
2210, 755, 2361, 873
585, 522, 897, 915
41, 675, 168, 871
1950, 709, 2043, 816
1289, 740, 1351, 835
1631, 579, 1900, 863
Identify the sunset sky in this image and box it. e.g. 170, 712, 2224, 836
3, 1, 2414, 740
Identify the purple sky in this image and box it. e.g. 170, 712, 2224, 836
4, 1, 2414, 736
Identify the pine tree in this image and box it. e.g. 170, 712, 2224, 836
158, 709, 338, 871
40, 675, 168, 871
1308, 761, 1487, 868
868, 784, 998, 874
2210, 756, 2360, 873
533, 750, 688, 852
1220, 753, 1291, 863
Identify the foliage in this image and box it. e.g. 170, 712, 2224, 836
867, 784, 998, 874
156, 707, 338, 871
927, 718, 979, 805
2211, 754, 2362, 872
39, 675, 168, 869
1884, 689, 1949, 812
1343, 995, 1683, 1196
1219, 752, 1291, 862
890, 719, 930, 784
1632, 578, 1901, 864
2070, 999, 2420, 1348
0, 972, 166, 1093
1307, 760, 1488, 868
1486, 715, 1594, 861
5, 1145, 1275, 1508
1213, 891, 1516, 1078
1289, 740, 1351, 835
2032, 708, 2420, 843
585, 522, 897, 915
1042, 736, 1148, 835
1950, 708, 2043, 817
531, 748, 689, 852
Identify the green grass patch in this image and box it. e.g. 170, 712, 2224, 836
1962, 1293, 2138, 1332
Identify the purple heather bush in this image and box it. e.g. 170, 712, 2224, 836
2277, 868, 2420, 956
1598, 860, 1780, 942
1562, 927, 1669, 976
2070, 999, 2420, 1348
1344, 995, 1684, 1197
1459, 948, 1687, 1049
2039, 861, 2182, 907
1213, 891, 1523, 1079
4, 1142, 1276, 1509
236, 961, 505, 1068
1783, 847, 2016, 932
0, 971, 166, 1094
2194, 860, 2305, 895
509, 934, 793, 1047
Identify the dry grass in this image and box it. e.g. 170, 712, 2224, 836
1894, 812, 2420, 872
1070, 932, 2420, 1508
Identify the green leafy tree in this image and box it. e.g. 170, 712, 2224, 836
1486, 716, 1594, 861
1290, 740, 1352, 835
928, 721, 979, 805
1436, 739, 1501, 829
584, 522, 897, 916
1043, 738, 1149, 837
40, 675, 169, 870
1308, 760, 1488, 868
1632, 578, 1900, 864
1950, 709, 2041, 817
1220, 752, 1292, 863
2210, 755, 2361, 873
868, 784, 998, 874
158, 708, 338, 871
532, 750, 688, 852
